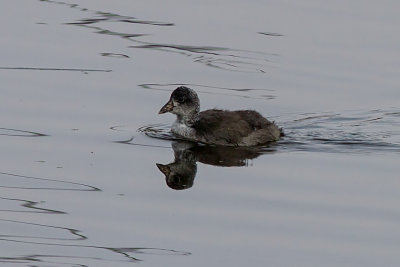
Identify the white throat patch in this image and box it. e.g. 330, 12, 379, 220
171, 120, 195, 138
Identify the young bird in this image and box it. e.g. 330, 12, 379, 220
159, 86, 283, 146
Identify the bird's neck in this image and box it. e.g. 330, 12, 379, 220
177, 111, 199, 127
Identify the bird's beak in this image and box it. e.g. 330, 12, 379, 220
158, 99, 174, 114
156, 163, 171, 176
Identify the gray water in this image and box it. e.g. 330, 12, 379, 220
1, 0, 400, 266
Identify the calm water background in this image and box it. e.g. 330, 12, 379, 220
1, 0, 400, 266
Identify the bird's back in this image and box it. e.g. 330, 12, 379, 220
193, 109, 281, 146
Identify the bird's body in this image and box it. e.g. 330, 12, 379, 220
159, 86, 282, 146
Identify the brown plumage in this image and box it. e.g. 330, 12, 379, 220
193, 109, 281, 146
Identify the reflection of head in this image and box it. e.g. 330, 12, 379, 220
156, 142, 197, 190
156, 163, 196, 190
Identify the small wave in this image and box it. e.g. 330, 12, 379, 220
258, 32, 284, 37
40, 0, 174, 27
100, 53, 130, 58
0, 197, 65, 214
137, 124, 176, 141
0, 128, 47, 137
0, 67, 111, 73
0, 238, 190, 264
42, 0, 277, 73
131, 42, 275, 73
278, 109, 400, 154
0, 219, 86, 241
0, 172, 100, 191
111, 124, 176, 148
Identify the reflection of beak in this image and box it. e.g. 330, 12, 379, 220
156, 163, 171, 175
158, 99, 174, 114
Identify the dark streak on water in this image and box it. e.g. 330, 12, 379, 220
130, 43, 274, 73
258, 31, 284, 37
0, 169, 190, 264
0, 67, 111, 72
0, 172, 101, 191
0, 219, 86, 240
38, 0, 279, 73
0, 128, 48, 137
41, 0, 174, 26
101, 52, 130, 58
0, 197, 65, 214
0, 238, 191, 264
65, 11, 174, 26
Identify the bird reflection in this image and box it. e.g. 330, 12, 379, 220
156, 141, 267, 190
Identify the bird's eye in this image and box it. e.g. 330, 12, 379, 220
176, 97, 185, 103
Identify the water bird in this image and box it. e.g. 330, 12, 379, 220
159, 86, 283, 146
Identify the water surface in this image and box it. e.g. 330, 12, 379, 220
1, 0, 400, 266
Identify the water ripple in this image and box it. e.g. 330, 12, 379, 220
137, 124, 177, 141
0, 128, 47, 137
0, 172, 100, 191
0, 219, 86, 241
0, 197, 65, 214
0, 169, 190, 265
40, 0, 278, 73
0, 238, 190, 264
258, 31, 284, 37
111, 124, 177, 149
130, 43, 275, 73
67, 11, 174, 26
40, 0, 174, 26
0, 67, 111, 73
278, 109, 400, 154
